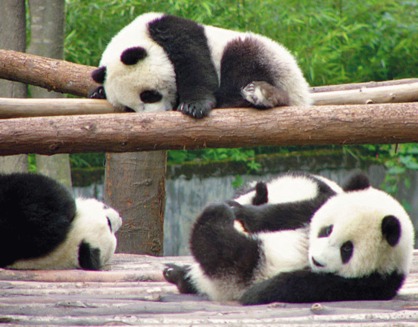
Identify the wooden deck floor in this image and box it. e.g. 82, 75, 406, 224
0, 251, 417, 326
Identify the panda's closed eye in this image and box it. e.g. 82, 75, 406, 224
318, 225, 333, 238
340, 241, 354, 264
106, 216, 113, 232
140, 90, 163, 103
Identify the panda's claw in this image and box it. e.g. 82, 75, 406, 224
177, 98, 216, 119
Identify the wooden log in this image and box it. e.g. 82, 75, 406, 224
0, 98, 115, 118
312, 82, 418, 105
0, 49, 97, 97
311, 78, 418, 93
0, 102, 417, 155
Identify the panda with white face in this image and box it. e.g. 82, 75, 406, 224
163, 172, 343, 300
164, 173, 414, 304
89, 12, 311, 118
0, 173, 122, 270
241, 175, 414, 304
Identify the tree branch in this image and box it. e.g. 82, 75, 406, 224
0, 49, 97, 97
0, 103, 417, 155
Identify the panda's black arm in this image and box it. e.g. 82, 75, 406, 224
229, 198, 326, 233
148, 15, 218, 118
240, 269, 405, 305
190, 203, 261, 281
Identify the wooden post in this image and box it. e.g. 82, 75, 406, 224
105, 152, 166, 255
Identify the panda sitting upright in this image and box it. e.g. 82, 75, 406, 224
164, 173, 414, 304
89, 13, 311, 118
0, 173, 122, 270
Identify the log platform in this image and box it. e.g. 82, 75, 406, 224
0, 252, 417, 326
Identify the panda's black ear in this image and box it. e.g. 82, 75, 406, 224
91, 66, 106, 84
381, 215, 401, 247
343, 172, 370, 192
120, 47, 147, 65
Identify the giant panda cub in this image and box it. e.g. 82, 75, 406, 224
163, 172, 342, 299
0, 173, 122, 270
89, 12, 311, 118
164, 173, 414, 304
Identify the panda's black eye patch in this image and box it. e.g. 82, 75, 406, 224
318, 225, 333, 238
121, 46, 147, 65
140, 90, 163, 103
340, 241, 354, 264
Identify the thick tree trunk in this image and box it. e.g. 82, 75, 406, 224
105, 152, 166, 255
28, 0, 72, 188
0, 0, 28, 173
0, 103, 417, 155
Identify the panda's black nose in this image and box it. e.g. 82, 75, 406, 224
312, 257, 325, 267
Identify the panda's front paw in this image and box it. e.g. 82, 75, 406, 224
177, 98, 216, 119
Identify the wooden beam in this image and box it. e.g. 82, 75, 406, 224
0, 102, 417, 155
0, 49, 97, 97
0, 98, 115, 118
312, 82, 418, 105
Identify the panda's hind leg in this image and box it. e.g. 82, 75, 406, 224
190, 203, 260, 282
241, 81, 290, 108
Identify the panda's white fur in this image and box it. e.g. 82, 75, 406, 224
7, 198, 122, 270
91, 13, 311, 118
309, 186, 414, 278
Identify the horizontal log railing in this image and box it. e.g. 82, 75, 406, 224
1, 102, 417, 155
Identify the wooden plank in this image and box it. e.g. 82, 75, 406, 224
0, 252, 417, 326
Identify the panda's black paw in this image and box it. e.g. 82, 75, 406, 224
163, 263, 197, 294
88, 86, 107, 99
177, 98, 216, 119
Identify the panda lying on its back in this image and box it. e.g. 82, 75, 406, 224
164, 172, 342, 300
164, 173, 415, 303
90, 13, 311, 118
0, 173, 122, 270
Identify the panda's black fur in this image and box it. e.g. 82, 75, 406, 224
0, 173, 122, 270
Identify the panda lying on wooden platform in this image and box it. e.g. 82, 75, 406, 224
164, 172, 415, 304
0, 173, 122, 271
89, 13, 311, 118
